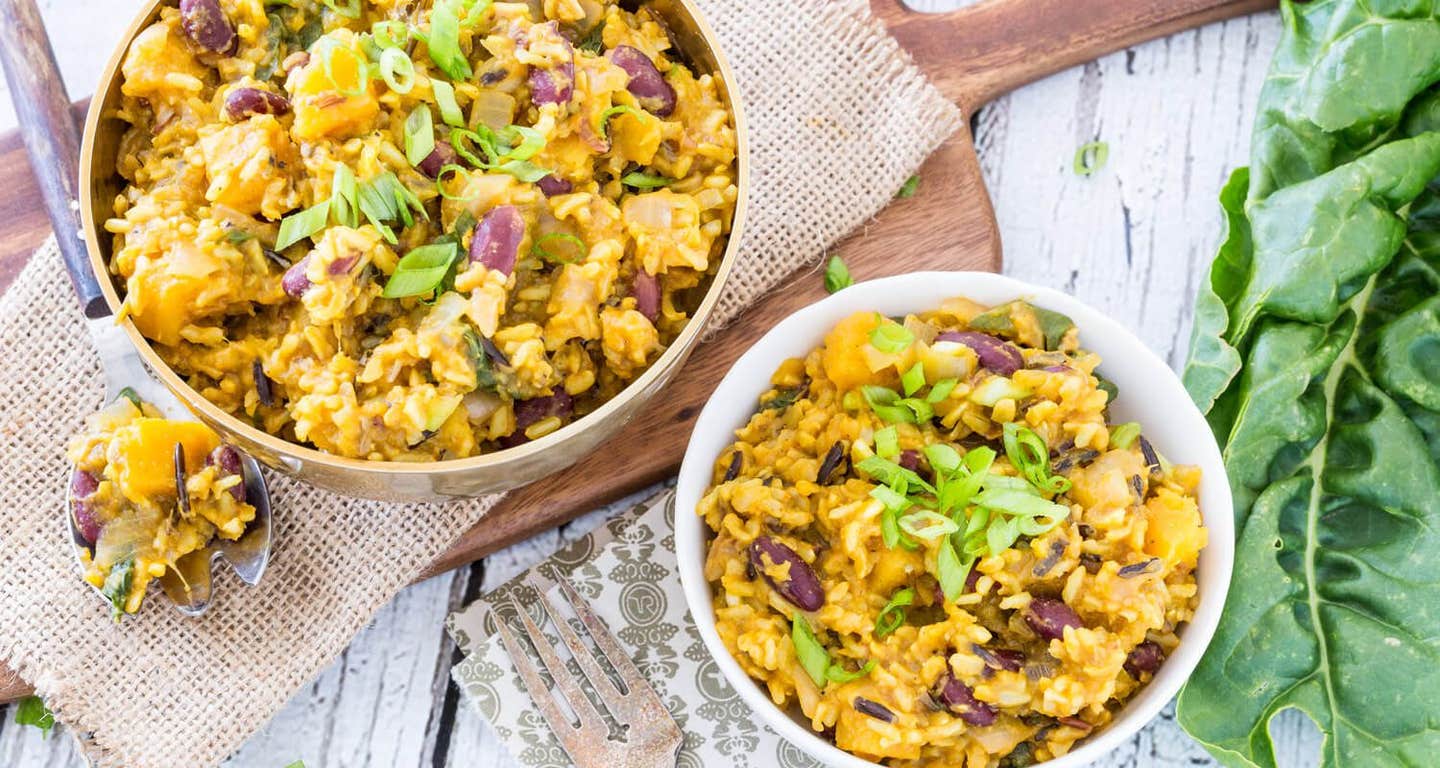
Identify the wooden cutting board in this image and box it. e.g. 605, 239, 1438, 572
0, 0, 1270, 703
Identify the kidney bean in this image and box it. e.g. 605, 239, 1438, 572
179, 0, 237, 54
418, 140, 458, 179
608, 45, 676, 116
536, 175, 573, 196
898, 449, 921, 471
937, 675, 996, 726
70, 470, 102, 546
625, 270, 660, 323
748, 536, 824, 611
527, 24, 574, 105
282, 256, 311, 297
224, 87, 291, 120
1025, 598, 1083, 641
937, 331, 1023, 375
205, 445, 247, 503
469, 205, 525, 276
1124, 641, 1165, 677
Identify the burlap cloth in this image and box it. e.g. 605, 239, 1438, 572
0, 1, 960, 765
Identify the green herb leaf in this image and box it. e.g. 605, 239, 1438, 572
576, 21, 605, 54
791, 615, 831, 688
895, 173, 921, 198
825, 659, 876, 684
405, 106, 436, 168
1002, 422, 1071, 494
431, 79, 466, 127
873, 426, 899, 460
900, 362, 925, 396
101, 556, 135, 621
1109, 422, 1141, 450
761, 386, 803, 412
621, 171, 672, 189
223, 228, 254, 245
1073, 140, 1108, 177
823, 254, 853, 293
874, 588, 914, 638
531, 232, 586, 264
382, 242, 459, 298
427, 0, 473, 80
116, 387, 141, 407
868, 316, 914, 354
275, 201, 331, 250
15, 696, 55, 738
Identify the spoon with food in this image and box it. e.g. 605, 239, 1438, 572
0, 0, 273, 618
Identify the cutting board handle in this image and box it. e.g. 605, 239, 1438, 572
0, 0, 107, 318
878, 0, 1273, 115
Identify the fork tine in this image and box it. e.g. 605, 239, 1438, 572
553, 578, 681, 738
493, 616, 599, 765
505, 595, 611, 735
528, 577, 626, 705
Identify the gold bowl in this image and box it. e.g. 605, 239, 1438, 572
78, 0, 748, 502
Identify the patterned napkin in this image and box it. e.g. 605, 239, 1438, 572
448, 491, 823, 767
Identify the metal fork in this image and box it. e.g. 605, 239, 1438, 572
495, 577, 683, 768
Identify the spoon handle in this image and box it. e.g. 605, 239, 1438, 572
0, 0, 108, 319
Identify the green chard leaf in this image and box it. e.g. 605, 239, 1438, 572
1177, 3, 1440, 765
15, 696, 55, 738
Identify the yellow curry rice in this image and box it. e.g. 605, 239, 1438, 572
698, 298, 1206, 767
105, 0, 737, 460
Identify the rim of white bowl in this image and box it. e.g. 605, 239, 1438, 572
674, 271, 1234, 768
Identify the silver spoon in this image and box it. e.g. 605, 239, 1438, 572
0, 0, 274, 616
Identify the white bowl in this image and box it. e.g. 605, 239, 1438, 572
674, 271, 1234, 768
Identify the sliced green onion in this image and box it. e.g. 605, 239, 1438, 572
405, 105, 436, 167
598, 104, 649, 138
922, 443, 961, 476
974, 489, 1071, 521
936, 539, 970, 601
620, 171, 672, 189
868, 316, 914, 354
357, 179, 399, 244
460, 0, 493, 26
874, 426, 899, 460
448, 127, 492, 166
874, 588, 914, 638
320, 40, 369, 97
427, 0, 473, 81
981, 475, 1040, 495
857, 455, 931, 494
969, 376, 1032, 407
321, 0, 361, 18
531, 232, 586, 264
985, 515, 1021, 557
1073, 140, 1109, 177
898, 397, 933, 423
371, 20, 411, 49
824, 255, 852, 293
963, 504, 991, 542
330, 164, 360, 228
1003, 422, 1071, 494
869, 485, 910, 514
435, 164, 474, 200
380, 48, 417, 93
825, 659, 876, 684
901, 362, 926, 396
497, 125, 545, 161
898, 510, 960, 540
382, 242, 459, 298
275, 201, 331, 250
1110, 422, 1142, 450
791, 616, 831, 688
860, 385, 916, 424
492, 159, 553, 183
431, 79, 466, 127
926, 377, 958, 403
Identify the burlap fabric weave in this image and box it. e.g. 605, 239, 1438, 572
0, 1, 960, 764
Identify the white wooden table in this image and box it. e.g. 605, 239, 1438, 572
0, 2, 1321, 765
